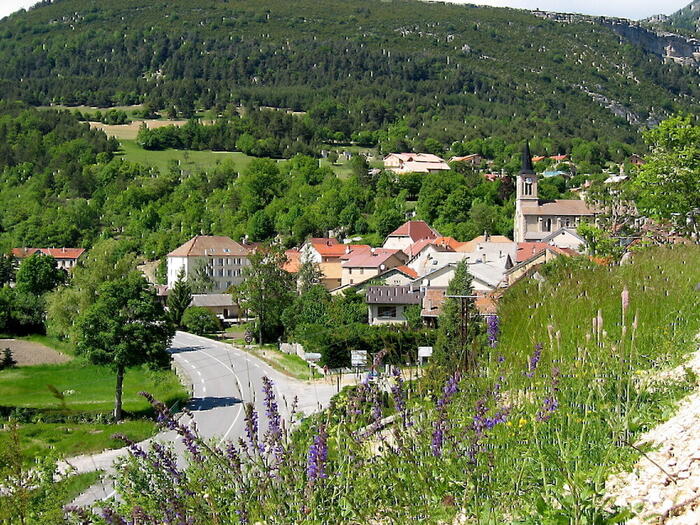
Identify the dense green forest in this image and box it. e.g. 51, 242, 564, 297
0, 0, 699, 151
0, 104, 526, 258
664, 0, 700, 32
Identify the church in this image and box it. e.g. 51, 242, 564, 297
514, 143, 597, 243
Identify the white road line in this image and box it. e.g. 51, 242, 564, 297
198, 349, 245, 445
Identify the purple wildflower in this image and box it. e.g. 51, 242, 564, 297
391, 366, 410, 426
112, 433, 147, 460
525, 343, 543, 378
431, 373, 461, 457
243, 402, 262, 453
101, 508, 127, 525
536, 368, 560, 422
307, 424, 329, 484
373, 348, 389, 370
262, 376, 281, 438
431, 417, 446, 457
487, 315, 500, 348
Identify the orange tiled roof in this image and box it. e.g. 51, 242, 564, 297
395, 265, 418, 279
283, 249, 301, 273
12, 247, 85, 259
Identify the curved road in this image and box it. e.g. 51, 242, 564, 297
70, 331, 339, 505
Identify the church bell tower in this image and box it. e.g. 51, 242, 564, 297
514, 142, 538, 242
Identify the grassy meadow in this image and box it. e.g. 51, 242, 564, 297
118, 139, 258, 174
0, 337, 188, 463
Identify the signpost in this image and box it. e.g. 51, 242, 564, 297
351, 350, 368, 367
418, 346, 433, 365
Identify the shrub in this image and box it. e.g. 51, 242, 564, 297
181, 307, 221, 336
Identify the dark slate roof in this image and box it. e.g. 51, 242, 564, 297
366, 286, 424, 305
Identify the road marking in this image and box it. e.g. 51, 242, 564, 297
198, 349, 245, 444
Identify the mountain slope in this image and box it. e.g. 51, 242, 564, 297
668, 0, 700, 32
0, 0, 698, 147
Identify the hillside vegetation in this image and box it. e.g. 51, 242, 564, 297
1, 0, 699, 150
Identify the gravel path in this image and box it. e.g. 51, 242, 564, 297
605, 336, 700, 524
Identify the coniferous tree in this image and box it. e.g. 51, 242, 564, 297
167, 268, 192, 327
434, 260, 482, 370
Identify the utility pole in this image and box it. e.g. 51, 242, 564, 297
445, 294, 480, 370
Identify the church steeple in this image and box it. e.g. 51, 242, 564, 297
516, 141, 538, 202
521, 141, 535, 175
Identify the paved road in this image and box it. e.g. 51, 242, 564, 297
70, 331, 341, 505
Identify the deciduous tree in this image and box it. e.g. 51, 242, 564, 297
75, 272, 172, 420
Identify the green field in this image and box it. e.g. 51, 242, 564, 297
2, 421, 155, 461
119, 139, 259, 174
0, 360, 187, 415
0, 337, 188, 462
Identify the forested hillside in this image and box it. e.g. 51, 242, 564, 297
667, 0, 700, 32
0, 0, 699, 149
0, 104, 520, 258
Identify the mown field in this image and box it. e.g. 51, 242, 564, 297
0, 336, 188, 463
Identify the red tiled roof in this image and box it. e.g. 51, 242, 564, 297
516, 242, 577, 263
283, 249, 301, 273
532, 156, 546, 163
309, 238, 343, 257
388, 221, 441, 242
342, 248, 405, 269
167, 236, 250, 257
395, 265, 418, 279
12, 247, 85, 259
339, 245, 371, 260
550, 154, 569, 162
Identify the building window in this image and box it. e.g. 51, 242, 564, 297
564, 217, 572, 227
543, 218, 552, 232
378, 306, 397, 318
524, 179, 533, 196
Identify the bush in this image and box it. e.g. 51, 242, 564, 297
181, 307, 221, 336
0, 348, 16, 370
298, 323, 437, 368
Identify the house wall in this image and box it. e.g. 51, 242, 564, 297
382, 236, 412, 251
368, 304, 409, 326
413, 268, 456, 288
168, 255, 250, 292
341, 254, 405, 287
547, 230, 585, 251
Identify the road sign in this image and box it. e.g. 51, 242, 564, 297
304, 352, 322, 362
351, 350, 368, 367
418, 346, 433, 358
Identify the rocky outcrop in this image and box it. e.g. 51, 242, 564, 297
533, 10, 700, 70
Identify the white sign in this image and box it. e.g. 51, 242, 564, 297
304, 352, 322, 362
418, 346, 433, 358
351, 350, 368, 367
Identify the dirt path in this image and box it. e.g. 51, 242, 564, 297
0, 339, 71, 366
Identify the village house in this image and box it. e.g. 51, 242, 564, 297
297, 238, 371, 290
12, 247, 85, 271
190, 294, 242, 324
514, 143, 597, 243
167, 235, 252, 293
504, 243, 578, 286
540, 228, 587, 251
330, 265, 418, 295
383, 220, 441, 252
449, 154, 483, 167
383, 153, 450, 175
341, 248, 408, 287
366, 285, 423, 326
